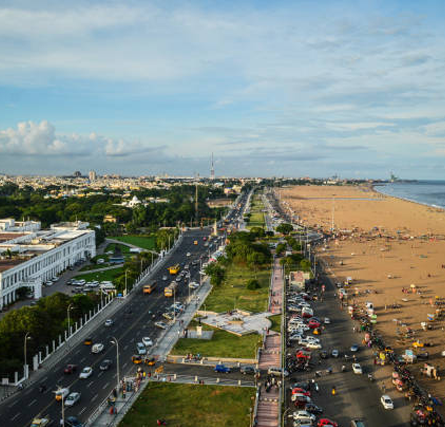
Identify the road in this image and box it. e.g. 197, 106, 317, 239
283, 264, 412, 427
0, 229, 225, 427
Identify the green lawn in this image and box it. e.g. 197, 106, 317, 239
74, 267, 123, 283
247, 195, 266, 228
171, 322, 262, 359
104, 243, 131, 254
110, 235, 156, 250
119, 383, 256, 427
269, 314, 282, 333
205, 263, 270, 314
79, 264, 111, 272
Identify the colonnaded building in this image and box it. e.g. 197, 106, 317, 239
0, 218, 96, 309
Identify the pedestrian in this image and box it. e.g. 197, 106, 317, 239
382, 383, 386, 393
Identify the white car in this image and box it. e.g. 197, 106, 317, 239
352, 363, 363, 374
186, 252, 191, 257
292, 410, 316, 422
189, 282, 199, 289
306, 342, 322, 349
79, 367, 93, 379
44, 281, 53, 286
91, 343, 104, 354
65, 392, 81, 407
331, 349, 339, 358
155, 321, 167, 329
324, 317, 331, 324
142, 337, 153, 347
97, 258, 105, 264
381, 395, 394, 409
104, 319, 113, 327
136, 342, 147, 355
162, 275, 168, 281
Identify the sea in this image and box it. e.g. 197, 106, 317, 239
376, 180, 445, 210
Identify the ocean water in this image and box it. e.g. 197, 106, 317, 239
376, 181, 445, 210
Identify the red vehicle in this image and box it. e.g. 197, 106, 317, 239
64, 364, 77, 374
296, 350, 311, 360
308, 319, 321, 329
203, 236, 207, 241
317, 419, 338, 427
292, 394, 311, 408
291, 387, 311, 396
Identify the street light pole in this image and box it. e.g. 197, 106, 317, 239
111, 337, 120, 394
125, 270, 128, 296
67, 303, 74, 338
24, 332, 31, 378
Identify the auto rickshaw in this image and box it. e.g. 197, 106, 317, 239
412, 341, 424, 349
144, 357, 157, 366
132, 355, 142, 364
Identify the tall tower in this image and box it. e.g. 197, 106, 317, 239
210, 153, 215, 181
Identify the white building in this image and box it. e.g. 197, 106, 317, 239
0, 219, 96, 309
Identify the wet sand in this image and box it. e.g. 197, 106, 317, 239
279, 185, 445, 405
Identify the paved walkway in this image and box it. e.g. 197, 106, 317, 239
256, 258, 283, 427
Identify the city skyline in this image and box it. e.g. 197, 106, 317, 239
1, 1, 445, 178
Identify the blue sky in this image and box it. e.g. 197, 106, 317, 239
1, 0, 445, 178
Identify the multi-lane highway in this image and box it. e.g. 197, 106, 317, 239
0, 228, 225, 427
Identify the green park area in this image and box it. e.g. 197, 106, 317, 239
171, 320, 262, 359
247, 196, 266, 229
74, 267, 123, 283
110, 235, 156, 251
205, 263, 270, 313
119, 383, 255, 427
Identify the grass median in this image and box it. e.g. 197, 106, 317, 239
110, 235, 156, 250
119, 382, 255, 427
74, 267, 123, 282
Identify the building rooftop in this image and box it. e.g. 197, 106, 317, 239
0, 233, 27, 243
0, 258, 27, 273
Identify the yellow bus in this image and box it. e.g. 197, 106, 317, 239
143, 282, 157, 294
168, 264, 180, 275
164, 282, 177, 297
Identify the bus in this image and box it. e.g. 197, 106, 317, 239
143, 281, 157, 294
164, 282, 177, 297
168, 264, 180, 275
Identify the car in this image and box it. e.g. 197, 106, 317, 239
186, 252, 191, 257
132, 355, 143, 364
331, 349, 339, 358
267, 367, 289, 377
308, 320, 321, 329
162, 275, 168, 281
289, 382, 309, 391
163, 312, 174, 321
136, 342, 147, 355
91, 343, 104, 353
155, 321, 167, 329
292, 393, 312, 406
104, 319, 113, 327
293, 410, 316, 423
214, 364, 231, 373
350, 344, 359, 352
44, 281, 53, 287
142, 337, 153, 346
324, 318, 330, 324
320, 351, 329, 359
240, 365, 257, 375
304, 403, 323, 414
381, 395, 394, 409
79, 367, 93, 379
292, 388, 311, 396
306, 342, 322, 349
55, 387, 70, 401
100, 359, 113, 370
189, 281, 199, 289
175, 276, 182, 282
84, 338, 93, 346
317, 419, 338, 427
352, 363, 363, 374
65, 416, 84, 427
65, 392, 81, 407
64, 364, 77, 374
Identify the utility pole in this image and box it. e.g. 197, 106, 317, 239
195, 184, 199, 225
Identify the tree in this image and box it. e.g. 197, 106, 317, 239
276, 223, 294, 235
246, 279, 260, 290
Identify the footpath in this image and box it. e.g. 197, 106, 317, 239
256, 258, 283, 427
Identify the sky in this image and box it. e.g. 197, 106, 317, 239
0, 0, 445, 179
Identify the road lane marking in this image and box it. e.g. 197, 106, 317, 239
92, 394, 98, 402
28, 399, 37, 407
41, 376, 48, 382
11, 413, 21, 421
87, 381, 94, 388
80, 357, 86, 363
79, 407, 87, 415
123, 345, 129, 350
123, 362, 128, 369
102, 381, 110, 390
98, 371, 104, 377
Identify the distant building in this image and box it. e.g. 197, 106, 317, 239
73, 171, 82, 178
89, 170, 97, 181
0, 220, 96, 309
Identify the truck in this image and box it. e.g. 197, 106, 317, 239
164, 282, 177, 297
31, 415, 53, 427
143, 281, 157, 294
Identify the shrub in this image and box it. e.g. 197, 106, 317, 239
246, 279, 260, 290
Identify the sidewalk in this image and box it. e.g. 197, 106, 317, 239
256, 258, 283, 427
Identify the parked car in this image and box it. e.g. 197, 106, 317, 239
65, 416, 84, 427
317, 419, 338, 427
240, 365, 256, 375
381, 395, 394, 409
214, 364, 231, 373
65, 392, 81, 407
79, 367, 93, 379
268, 367, 289, 377
155, 321, 167, 329
304, 403, 323, 415
136, 342, 147, 355
293, 410, 316, 423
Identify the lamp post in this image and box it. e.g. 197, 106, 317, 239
54, 386, 66, 427
24, 332, 32, 378
110, 337, 120, 394
125, 270, 128, 296
67, 303, 74, 338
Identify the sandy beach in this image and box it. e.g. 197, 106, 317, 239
279, 185, 445, 406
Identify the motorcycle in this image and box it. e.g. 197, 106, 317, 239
368, 373, 374, 382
